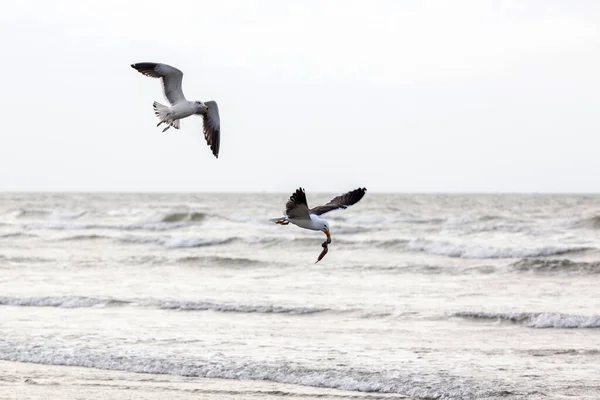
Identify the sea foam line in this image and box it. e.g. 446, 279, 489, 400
0, 296, 120, 308
0, 295, 328, 315
407, 238, 591, 259
0, 340, 502, 400
452, 311, 600, 328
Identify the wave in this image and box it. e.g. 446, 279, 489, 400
14, 208, 86, 220
150, 211, 206, 223
407, 238, 591, 259
157, 300, 327, 314
23, 221, 190, 232
175, 255, 266, 267
163, 236, 236, 249
105, 208, 147, 217
58, 234, 114, 241
0, 295, 328, 316
575, 215, 600, 229
452, 311, 600, 328
0, 232, 37, 239
0, 296, 123, 308
0, 255, 53, 264
119, 235, 236, 249
511, 259, 600, 274
0, 340, 499, 399
14, 208, 206, 224
332, 226, 374, 234
373, 239, 410, 249
398, 216, 446, 225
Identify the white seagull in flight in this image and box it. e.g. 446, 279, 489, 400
131, 62, 221, 158
271, 187, 367, 262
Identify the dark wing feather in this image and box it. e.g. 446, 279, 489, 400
197, 100, 220, 158
285, 188, 311, 220
310, 188, 367, 216
131, 62, 185, 105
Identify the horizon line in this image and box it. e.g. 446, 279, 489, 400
1, 190, 600, 195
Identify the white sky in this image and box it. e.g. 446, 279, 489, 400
0, 0, 599, 192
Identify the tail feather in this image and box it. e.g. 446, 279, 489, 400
153, 101, 180, 132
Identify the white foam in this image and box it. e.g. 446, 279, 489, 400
453, 311, 600, 328
0, 295, 325, 315
407, 238, 590, 259
144, 211, 207, 224
106, 208, 147, 217
0, 296, 120, 308
0, 341, 492, 399
117, 234, 236, 249
0, 232, 37, 239
50, 209, 87, 220
162, 237, 235, 248
158, 300, 327, 314
13, 208, 86, 220
23, 221, 189, 232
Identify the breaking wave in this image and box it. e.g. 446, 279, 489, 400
407, 238, 591, 259
58, 234, 114, 241
0, 232, 37, 239
23, 221, 191, 232
150, 211, 206, 223
511, 259, 600, 274
118, 235, 236, 248
14, 208, 86, 220
0, 340, 502, 399
575, 215, 600, 229
0, 296, 123, 308
175, 255, 266, 267
157, 300, 327, 314
0, 295, 328, 316
452, 311, 600, 328
0, 255, 53, 264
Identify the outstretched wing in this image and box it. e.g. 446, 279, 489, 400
131, 62, 186, 105
310, 188, 367, 216
285, 188, 311, 220
198, 100, 220, 158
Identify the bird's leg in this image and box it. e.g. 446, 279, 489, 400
275, 220, 289, 225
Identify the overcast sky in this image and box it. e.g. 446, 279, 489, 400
0, 0, 598, 192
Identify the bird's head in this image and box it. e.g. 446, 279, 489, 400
322, 221, 331, 239
195, 101, 209, 111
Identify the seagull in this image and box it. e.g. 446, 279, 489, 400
131, 62, 221, 158
271, 187, 367, 262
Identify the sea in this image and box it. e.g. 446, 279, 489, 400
0, 192, 599, 399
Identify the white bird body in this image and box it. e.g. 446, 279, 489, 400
162, 101, 204, 120
271, 187, 367, 263
287, 214, 327, 231
131, 62, 221, 158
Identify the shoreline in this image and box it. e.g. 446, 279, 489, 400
0, 360, 413, 400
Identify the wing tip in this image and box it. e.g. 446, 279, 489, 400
131, 62, 161, 76
290, 187, 307, 202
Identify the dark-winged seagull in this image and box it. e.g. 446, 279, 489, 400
271, 187, 367, 263
131, 62, 221, 158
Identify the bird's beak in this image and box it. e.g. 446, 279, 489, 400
324, 228, 331, 239
204, 105, 209, 110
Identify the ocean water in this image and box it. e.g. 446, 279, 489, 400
1, 193, 599, 399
